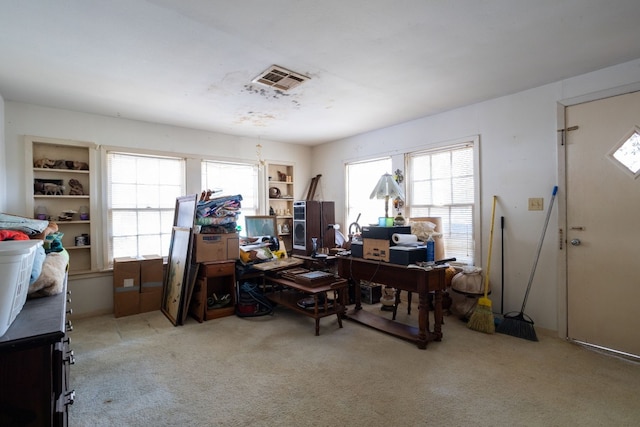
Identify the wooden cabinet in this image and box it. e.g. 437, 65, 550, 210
266, 162, 294, 252
25, 136, 98, 275
189, 261, 236, 322
0, 280, 74, 426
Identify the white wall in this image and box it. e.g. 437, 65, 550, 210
4, 103, 312, 316
311, 58, 640, 332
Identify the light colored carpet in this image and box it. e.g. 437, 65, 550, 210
69, 301, 640, 426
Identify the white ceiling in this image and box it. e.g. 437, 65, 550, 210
2, 1, 640, 146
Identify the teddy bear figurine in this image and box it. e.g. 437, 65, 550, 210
380, 285, 397, 308
68, 179, 84, 195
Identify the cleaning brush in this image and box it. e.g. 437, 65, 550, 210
468, 195, 497, 334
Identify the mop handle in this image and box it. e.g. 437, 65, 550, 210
501, 215, 505, 315
520, 186, 558, 312
483, 195, 498, 299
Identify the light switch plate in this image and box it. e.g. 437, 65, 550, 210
528, 197, 544, 211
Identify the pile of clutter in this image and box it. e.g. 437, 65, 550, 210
196, 190, 242, 234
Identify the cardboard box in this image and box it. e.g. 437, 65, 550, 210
360, 282, 382, 304
113, 257, 141, 289
361, 226, 411, 241
139, 289, 163, 313
139, 255, 164, 312
140, 255, 164, 293
113, 257, 141, 317
389, 245, 427, 265
363, 238, 390, 262
194, 233, 239, 263
114, 287, 140, 318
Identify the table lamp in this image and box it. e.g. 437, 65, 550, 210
369, 173, 404, 220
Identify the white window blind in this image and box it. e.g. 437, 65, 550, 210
107, 152, 185, 264
201, 160, 259, 233
407, 143, 476, 264
345, 157, 392, 231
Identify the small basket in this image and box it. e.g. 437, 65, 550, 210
0, 240, 43, 336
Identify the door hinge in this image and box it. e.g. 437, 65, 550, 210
557, 125, 579, 146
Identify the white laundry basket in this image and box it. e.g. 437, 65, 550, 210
0, 240, 43, 336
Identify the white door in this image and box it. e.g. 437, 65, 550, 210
565, 91, 640, 357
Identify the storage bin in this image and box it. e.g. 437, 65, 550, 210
360, 282, 382, 304
389, 245, 427, 265
350, 241, 363, 258
0, 240, 43, 336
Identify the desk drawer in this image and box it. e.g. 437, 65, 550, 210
199, 262, 235, 278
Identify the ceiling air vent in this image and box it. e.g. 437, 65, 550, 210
252, 65, 309, 91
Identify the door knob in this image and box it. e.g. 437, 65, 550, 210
570, 239, 581, 246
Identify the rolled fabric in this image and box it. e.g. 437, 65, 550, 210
392, 233, 419, 246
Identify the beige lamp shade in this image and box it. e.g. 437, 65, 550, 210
370, 173, 405, 218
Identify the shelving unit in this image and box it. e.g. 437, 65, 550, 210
25, 136, 98, 275
189, 261, 237, 322
266, 162, 295, 252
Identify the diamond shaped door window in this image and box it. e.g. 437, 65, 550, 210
607, 126, 640, 179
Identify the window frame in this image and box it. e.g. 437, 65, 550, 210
405, 136, 481, 266
103, 148, 187, 266
344, 156, 393, 234
200, 158, 260, 233
102, 145, 262, 269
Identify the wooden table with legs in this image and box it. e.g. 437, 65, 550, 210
262, 273, 348, 336
338, 256, 446, 349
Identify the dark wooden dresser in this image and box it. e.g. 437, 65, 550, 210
0, 279, 74, 426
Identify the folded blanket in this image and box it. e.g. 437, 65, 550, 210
0, 212, 58, 239
0, 213, 50, 235
196, 194, 242, 219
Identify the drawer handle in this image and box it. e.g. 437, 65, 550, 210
65, 350, 76, 365
66, 390, 76, 406
66, 320, 73, 332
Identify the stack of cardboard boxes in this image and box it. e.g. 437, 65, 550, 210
113, 233, 240, 318
192, 233, 239, 263
113, 255, 164, 318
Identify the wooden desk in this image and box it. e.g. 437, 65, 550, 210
337, 257, 446, 349
263, 274, 348, 336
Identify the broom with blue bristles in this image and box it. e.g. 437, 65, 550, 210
468, 195, 497, 334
